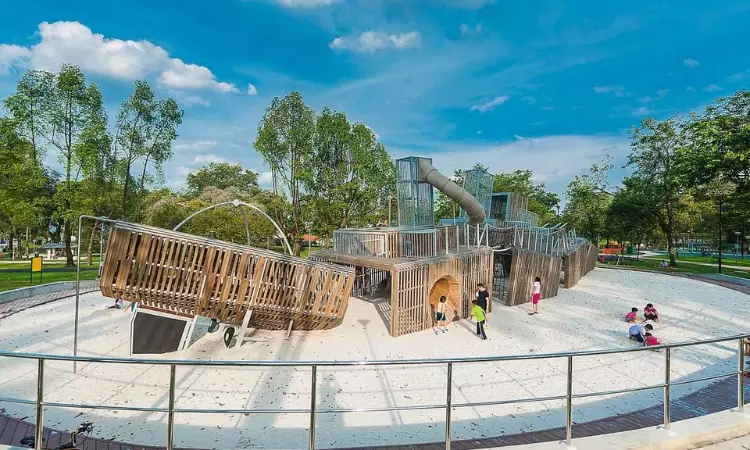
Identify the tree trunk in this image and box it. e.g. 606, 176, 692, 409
87, 221, 98, 266
122, 159, 132, 217
64, 219, 75, 267
666, 231, 676, 268
136, 156, 151, 222
8, 230, 14, 260
293, 240, 301, 257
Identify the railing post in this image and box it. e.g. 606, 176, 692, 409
445, 227, 449, 255
35, 359, 44, 450
445, 362, 453, 450
167, 364, 176, 450
73, 216, 83, 373
566, 355, 573, 447
664, 347, 671, 429
310, 365, 317, 450
476, 225, 480, 249
739, 338, 745, 413
455, 225, 459, 250
433, 230, 438, 257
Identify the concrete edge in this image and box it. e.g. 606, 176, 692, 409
0, 280, 99, 304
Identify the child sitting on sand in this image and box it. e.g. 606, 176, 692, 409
643, 303, 659, 322
625, 307, 640, 323
644, 332, 660, 346
628, 323, 653, 344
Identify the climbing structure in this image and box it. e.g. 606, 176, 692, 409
100, 222, 355, 337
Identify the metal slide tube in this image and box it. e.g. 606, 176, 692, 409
417, 159, 486, 226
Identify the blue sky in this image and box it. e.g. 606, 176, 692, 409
1, 0, 749, 199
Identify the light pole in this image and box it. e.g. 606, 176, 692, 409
735, 231, 741, 262
718, 193, 723, 274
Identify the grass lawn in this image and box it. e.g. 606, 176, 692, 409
645, 253, 750, 268
0, 266, 99, 292
599, 257, 750, 279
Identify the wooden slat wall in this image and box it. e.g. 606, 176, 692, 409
504, 248, 562, 307
390, 248, 493, 337
562, 243, 598, 288
100, 225, 355, 331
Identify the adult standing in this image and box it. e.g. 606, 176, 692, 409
476, 283, 489, 322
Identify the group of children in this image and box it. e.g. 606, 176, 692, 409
434, 283, 490, 340
626, 304, 661, 346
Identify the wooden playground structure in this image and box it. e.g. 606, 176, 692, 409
96, 155, 597, 349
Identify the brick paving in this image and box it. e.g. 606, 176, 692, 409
0, 271, 748, 449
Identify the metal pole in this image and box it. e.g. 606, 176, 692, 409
455, 225, 459, 250
719, 194, 723, 274
445, 362, 453, 450
240, 208, 252, 246
388, 194, 392, 226
73, 216, 82, 373
35, 359, 44, 450
309, 365, 317, 450
566, 355, 573, 447
445, 227, 449, 255
476, 225, 480, 249
98, 222, 104, 278
739, 338, 745, 413
664, 347, 671, 429
433, 230, 438, 257
167, 364, 176, 450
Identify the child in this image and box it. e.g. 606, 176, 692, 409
476, 283, 489, 323
628, 323, 653, 345
643, 303, 659, 322
644, 332, 660, 347
625, 307, 640, 323
435, 296, 447, 333
529, 277, 541, 315
471, 300, 487, 340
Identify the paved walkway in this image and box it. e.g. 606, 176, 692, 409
698, 433, 750, 449
0, 281, 99, 320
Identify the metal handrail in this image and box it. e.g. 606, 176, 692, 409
0, 333, 747, 450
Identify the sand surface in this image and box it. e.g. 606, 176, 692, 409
0, 268, 748, 449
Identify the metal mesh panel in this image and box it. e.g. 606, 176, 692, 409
396, 157, 434, 227
459, 169, 493, 220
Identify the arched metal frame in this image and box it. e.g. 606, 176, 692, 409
171, 199, 293, 256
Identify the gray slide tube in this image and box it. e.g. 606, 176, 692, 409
417, 159, 486, 226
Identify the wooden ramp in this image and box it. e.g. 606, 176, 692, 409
99, 222, 355, 331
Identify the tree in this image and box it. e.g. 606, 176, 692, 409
186, 162, 259, 197
254, 92, 315, 256
41, 65, 106, 267
563, 173, 611, 243
115, 81, 182, 220
3, 70, 53, 163
306, 108, 394, 236
493, 169, 560, 224
0, 118, 48, 258
628, 117, 687, 267
607, 177, 661, 258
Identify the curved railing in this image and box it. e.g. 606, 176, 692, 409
0, 334, 746, 450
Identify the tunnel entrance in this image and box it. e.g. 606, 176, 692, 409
428, 275, 460, 325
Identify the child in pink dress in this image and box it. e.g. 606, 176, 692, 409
529, 277, 541, 315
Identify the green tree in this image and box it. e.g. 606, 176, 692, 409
186, 162, 259, 197
563, 173, 611, 243
3, 70, 53, 163
0, 118, 48, 258
41, 65, 106, 267
115, 81, 182, 220
493, 170, 560, 224
606, 176, 661, 258
629, 117, 687, 267
306, 108, 394, 236
254, 92, 315, 256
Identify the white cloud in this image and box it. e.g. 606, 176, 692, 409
728, 71, 749, 82
521, 96, 536, 104
686, 86, 696, 92
330, 31, 421, 53
176, 166, 195, 177
460, 24, 484, 36
634, 106, 654, 116
393, 134, 629, 195
683, 58, 700, 68
192, 154, 226, 164
247, 83, 258, 95
258, 171, 274, 186
705, 84, 723, 92
2, 21, 236, 93
173, 140, 218, 152
593, 85, 625, 97
470, 95, 509, 112
180, 96, 211, 107
637, 89, 668, 103
0, 44, 30, 74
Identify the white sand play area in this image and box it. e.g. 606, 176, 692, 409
1, 268, 748, 449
